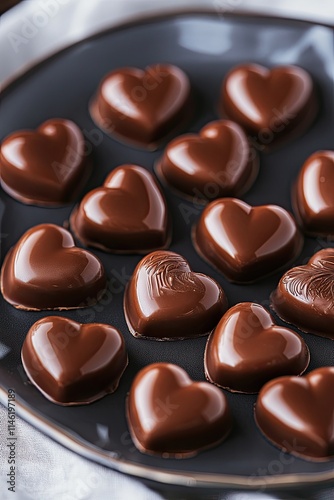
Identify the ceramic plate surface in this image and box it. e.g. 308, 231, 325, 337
0, 12, 334, 492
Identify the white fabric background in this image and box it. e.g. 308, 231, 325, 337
0, 405, 163, 500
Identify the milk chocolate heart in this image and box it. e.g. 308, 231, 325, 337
1, 224, 106, 310
127, 363, 232, 457
271, 248, 334, 339
70, 165, 170, 253
0, 119, 89, 206
124, 250, 228, 340
255, 367, 334, 460
0, 0, 21, 14
293, 151, 334, 238
205, 302, 310, 394
22, 316, 128, 405
221, 64, 317, 149
90, 64, 191, 149
193, 198, 303, 283
157, 119, 258, 201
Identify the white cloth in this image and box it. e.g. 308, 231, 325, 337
0, 404, 162, 500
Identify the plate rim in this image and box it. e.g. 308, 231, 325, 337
1, 8, 334, 492
1, 5, 333, 91
0, 387, 333, 490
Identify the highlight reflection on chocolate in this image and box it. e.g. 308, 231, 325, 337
205, 302, 310, 394
293, 150, 334, 238
90, 64, 192, 149
193, 198, 303, 283
221, 64, 317, 149
127, 363, 233, 457
255, 367, 334, 461
157, 119, 258, 202
0, 119, 89, 206
21, 316, 128, 405
271, 248, 334, 340
1, 224, 106, 310
124, 250, 228, 340
70, 165, 170, 253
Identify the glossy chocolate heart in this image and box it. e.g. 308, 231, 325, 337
90, 64, 191, 149
157, 119, 258, 201
293, 150, 334, 238
271, 248, 334, 339
205, 302, 310, 393
221, 64, 317, 149
127, 363, 232, 457
193, 198, 303, 283
124, 250, 228, 340
255, 367, 334, 460
0, 0, 21, 14
22, 316, 128, 405
70, 164, 170, 253
1, 224, 106, 310
0, 119, 89, 206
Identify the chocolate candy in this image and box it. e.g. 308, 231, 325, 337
271, 248, 334, 339
157, 119, 258, 201
0, 119, 89, 206
193, 198, 303, 283
220, 64, 317, 149
255, 367, 334, 460
21, 317, 128, 405
205, 302, 310, 393
127, 363, 232, 457
293, 150, 334, 238
70, 164, 170, 253
90, 64, 191, 149
0, 1, 22, 14
1, 224, 106, 310
124, 250, 228, 340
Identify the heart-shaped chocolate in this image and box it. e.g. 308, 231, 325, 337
21, 316, 128, 405
255, 367, 334, 460
0, 1, 21, 14
90, 64, 191, 149
205, 302, 310, 393
157, 119, 258, 201
70, 164, 170, 253
293, 150, 334, 238
221, 64, 317, 149
193, 198, 303, 283
271, 248, 334, 339
127, 363, 232, 457
0, 119, 89, 206
124, 250, 228, 340
1, 224, 106, 310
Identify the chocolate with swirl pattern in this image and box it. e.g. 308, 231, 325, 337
271, 248, 334, 339
124, 250, 228, 340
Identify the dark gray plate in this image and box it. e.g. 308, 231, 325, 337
0, 12, 334, 494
